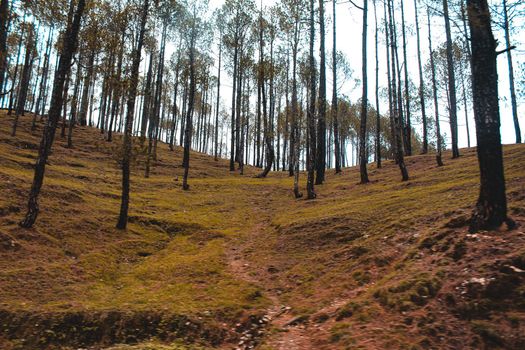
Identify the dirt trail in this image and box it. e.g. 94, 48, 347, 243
225, 187, 319, 350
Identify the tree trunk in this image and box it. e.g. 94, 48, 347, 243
169, 56, 181, 151
400, 0, 411, 156
67, 62, 82, 148
20, 0, 86, 228
182, 17, 197, 191
0, 0, 9, 94
257, 13, 275, 179
140, 53, 154, 142
502, 0, 521, 143
12, 28, 34, 136
384, 0, 395, 159
229, 45, 238, 171
235, 45, 243, 168
388, 0, 408, 181
117, 0, 149, 229
306, 0, 317, 198
359, 0, 369, 184
332, 0, 341, 173
414, 0, 428, 154
467, 0, 512, 232
8, 9, 26, 115
316, 0, 327, 185
373, 0, 381, 168
79, 49, 95, 126
428, 7, 443, 167
214, 38, 221, 160
60, 72, 71, 138
292, 22, 302, 197
33, 28, 54, 130
108, 30, 126, 142
443, 0, 459, 158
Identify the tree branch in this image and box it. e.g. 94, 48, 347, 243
496, 45, 516, 55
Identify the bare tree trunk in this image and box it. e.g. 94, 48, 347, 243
467, 0, 513, 231
384, 0, 395, 159
8, 8, 26, 116
169, 55, 181, 151
388, 0, 408, 181
229, 45, 238, 171
214, 38, 222, 160
316, 0, 327, 185
60, 72, 71, 138
182, 9, 198, 191
235, 46, 243, 168
79, 49, 95, 126
332, 0, 341, 173
428, 7, 443, 167
373, 0, 381, 168
140, 53, 154, 142
33, 28, 54, 130
414, 0, 428, 154
108, 30, 126, 142
306, 0, 317, 198
117, 0, 149, 229
12, 28, 35, 136
400, 0, 411, 156
359, 0, 370, 184
443, 0, 459, 158
0, 0, 9, 94
292, 23, 302, 197
461, 64, 471, 148
257, 11, 276, 179
67, 62, 82, 148
502, 0, 520, 143
20, 0, 86, 228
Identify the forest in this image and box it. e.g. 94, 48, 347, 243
0, 0, 524, 349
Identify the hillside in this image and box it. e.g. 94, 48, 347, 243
0, 112, 524, 350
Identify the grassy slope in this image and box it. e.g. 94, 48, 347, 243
0, 112, 524, 349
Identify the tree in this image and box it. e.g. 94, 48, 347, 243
182, 0, 210, 190
387, 0, 408, 181
400, 0, 411, 156
359, 0, 369, 184
20, 0, 86, 228
220, 0, 255, 172
427, 6, 443, 167
373, 0, 381, 168
500, 0, 521, 143
306, 0, 316, 199
414, 0, 428, 154
279, 0, 306, 198
116, 0, 150, 230
256, 5, 277, 179
332, 0, 341, 173
443, 0, 459, 158
467, 0, 514, 232
0, 0, 9, 94
12, 23, 35, 136
315, 0, 326, 185
213, 10, 223, 161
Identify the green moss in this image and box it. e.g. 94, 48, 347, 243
471, 320, 505, 347
373, 274, 442, 311
329, 322, 354, 344
352, 270, 372, 286
450, 240, 467, 261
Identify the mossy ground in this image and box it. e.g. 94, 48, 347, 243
1, 112, 524, 349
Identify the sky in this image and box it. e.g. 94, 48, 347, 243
205, 0, 525, 148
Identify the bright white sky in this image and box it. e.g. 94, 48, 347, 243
206, 0, 525, 148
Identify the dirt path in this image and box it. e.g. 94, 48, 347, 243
225, 188, 318, 350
